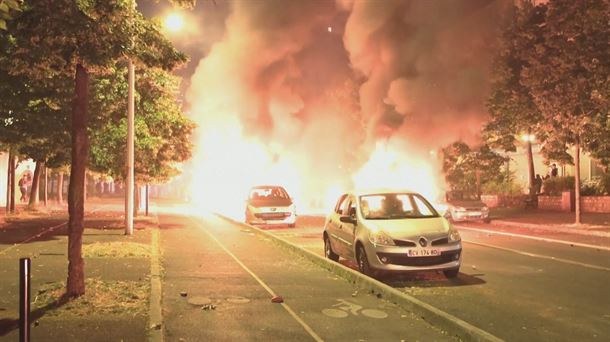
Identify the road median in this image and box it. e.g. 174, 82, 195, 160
216, 214, 504, 342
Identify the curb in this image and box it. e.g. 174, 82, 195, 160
490, 220, 610, 238
216, 214, 504, 342
148, 219, 163, 342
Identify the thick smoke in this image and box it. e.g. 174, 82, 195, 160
185, 0, 511, 212
342, 0, 511, 148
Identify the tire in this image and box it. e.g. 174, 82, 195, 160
443, 268, 459, 278
324, 235, 339, 262
356, 245, 375, 277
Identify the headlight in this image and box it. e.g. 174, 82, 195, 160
288, 204, 296, 214
449, 227, 461, 242
481, 206, 489, 212
369, 230, 395, 246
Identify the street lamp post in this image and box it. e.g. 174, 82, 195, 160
125, 59, 135, 235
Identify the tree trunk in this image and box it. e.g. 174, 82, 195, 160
67, 64, 89, 297
574, 136, 581, 225
526, 139, 535, 197
134, 183, 140, 217
57, 171, 64, 204
5, 150, 11, 213
44, 165, 48, 207
9, 154, 15, 213
28, 161, 42, 208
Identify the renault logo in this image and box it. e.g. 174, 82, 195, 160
418, 237, 428, 247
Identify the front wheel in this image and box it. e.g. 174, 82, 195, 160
443, 268, 459, 278
357, 245, 375, 277
324, 235, 339, 262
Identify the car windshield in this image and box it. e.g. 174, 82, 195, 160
249, 187, 289, 200
359, 193, 439, 219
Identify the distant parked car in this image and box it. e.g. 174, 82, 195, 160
323, 189, 462, 278
441, 191, 490, 223
245, 185, 296, 227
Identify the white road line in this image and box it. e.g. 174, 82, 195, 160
463, 240, 610, 272
189, 217, 324, 342
457, 226, 610, 251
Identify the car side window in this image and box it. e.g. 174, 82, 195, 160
335, 194, 348, 214
348, 198, 357, 217
342, 196, 356, 217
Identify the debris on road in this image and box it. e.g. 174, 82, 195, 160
180, 291, 188, 297
271, 295, 284, 303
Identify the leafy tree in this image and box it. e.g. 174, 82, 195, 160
0, 0, 21, 30
520, 0, 609, 224
89, 66, 194, 185
442, 141, 507, 196
484, 2, 546, 197
7, 0, 186, 297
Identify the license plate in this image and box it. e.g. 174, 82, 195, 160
408, 249, 440, 257
468, 212, 481, 216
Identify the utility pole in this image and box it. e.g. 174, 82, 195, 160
125, 59, 135, 235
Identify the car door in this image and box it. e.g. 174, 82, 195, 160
336, 195, 357, 260
326, 194, 349, 257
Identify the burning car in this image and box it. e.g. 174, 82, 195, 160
441, 191, 490, 223
245, 185, 296, 227
323, 189, 462, 278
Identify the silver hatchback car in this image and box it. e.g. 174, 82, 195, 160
323, 189, 462, 278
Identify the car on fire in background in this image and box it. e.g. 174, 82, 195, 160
323, 189, 462, 278
245, 185, 296, 227
439, 191, 490, 223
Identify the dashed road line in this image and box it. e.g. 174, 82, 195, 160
457, 226, 610, 251
189, 217, 324, 342
463, 240, 610, 272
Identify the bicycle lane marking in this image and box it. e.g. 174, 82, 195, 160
0, 204, 112, 256
456, 226, 610, 251
188, 216, 324, 342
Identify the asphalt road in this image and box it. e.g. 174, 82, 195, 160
159, 213, 456, 341
267, 216, 610, 342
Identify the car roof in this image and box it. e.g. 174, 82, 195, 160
349, 188, 419, 196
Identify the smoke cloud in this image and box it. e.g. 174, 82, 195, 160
184, 0, 511, 212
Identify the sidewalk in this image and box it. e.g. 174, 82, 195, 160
0, 200, 156, 341
470, 208, 610, 238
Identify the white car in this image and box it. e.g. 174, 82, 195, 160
245, 185, 296, 227
323, 189, 462, 278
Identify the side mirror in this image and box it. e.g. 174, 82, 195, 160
339, 215, 356, 225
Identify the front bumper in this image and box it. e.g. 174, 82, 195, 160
247, 212, 296, 225
451, 210, 489, 222
364, 241, 462, 272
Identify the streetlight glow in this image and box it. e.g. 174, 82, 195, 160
520, 133, 536, 142
164, 13, 184, 33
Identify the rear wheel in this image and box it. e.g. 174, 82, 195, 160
357, 245, 374, 277
443, 268, 459, 278
324, 235, 339, 261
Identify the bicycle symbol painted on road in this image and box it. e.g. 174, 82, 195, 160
322, 299, 388, 319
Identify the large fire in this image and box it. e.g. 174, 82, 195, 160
188, 126, 442, 219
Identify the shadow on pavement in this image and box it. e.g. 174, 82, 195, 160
0, 214, 150, 248
0, 296, 69, 337
380, 271, 486, 288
